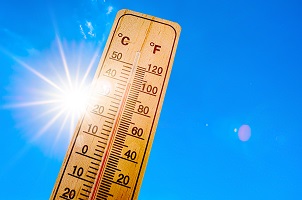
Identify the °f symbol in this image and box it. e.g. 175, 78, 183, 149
150, 42, 161, 54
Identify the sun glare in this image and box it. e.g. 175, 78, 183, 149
3, 37, 101, 156
60, 86, 90, 117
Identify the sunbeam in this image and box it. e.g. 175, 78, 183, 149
33, 108, 66, 141
3, 99, 61, 108
56, 35, 73, 88
13, 57, 64, 93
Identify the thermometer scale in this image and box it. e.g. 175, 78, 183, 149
50, 9, 181, 200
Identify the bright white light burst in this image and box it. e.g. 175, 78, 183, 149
4, 37, 100, 156
60, 85, 90, 117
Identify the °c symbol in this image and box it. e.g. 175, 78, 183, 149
150, 42, 161, 54
118, 33, 130, 45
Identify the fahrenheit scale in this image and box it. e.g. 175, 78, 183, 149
50, 9, 181, 200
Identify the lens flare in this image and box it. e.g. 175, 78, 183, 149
238, 124, 251, 142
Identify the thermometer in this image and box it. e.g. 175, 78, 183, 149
50, 9, 181, 200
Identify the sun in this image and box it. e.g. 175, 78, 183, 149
3, 36, 101, 156
60, 84, 90, 117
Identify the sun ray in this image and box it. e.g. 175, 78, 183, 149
69, 111, 77, 140
49, 111, 71, 154
12, 57, 64, 93
80, 46, 100, 88
49, 64, 70, 92
56, 35, 72, 88
31, 104, 64, 122
32, 108, 66, 141
75, 43, 85, 87
2, 99, 62, 108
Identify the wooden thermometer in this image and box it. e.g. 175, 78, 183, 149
50, 9, 181, 200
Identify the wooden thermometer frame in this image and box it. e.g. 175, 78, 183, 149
50, 9, 181, 200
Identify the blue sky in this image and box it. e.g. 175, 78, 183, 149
1, 0, 302, 199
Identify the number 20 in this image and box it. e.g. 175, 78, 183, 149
62, 188, 75, 199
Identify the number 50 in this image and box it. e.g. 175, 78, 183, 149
112, 51, 122, 60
